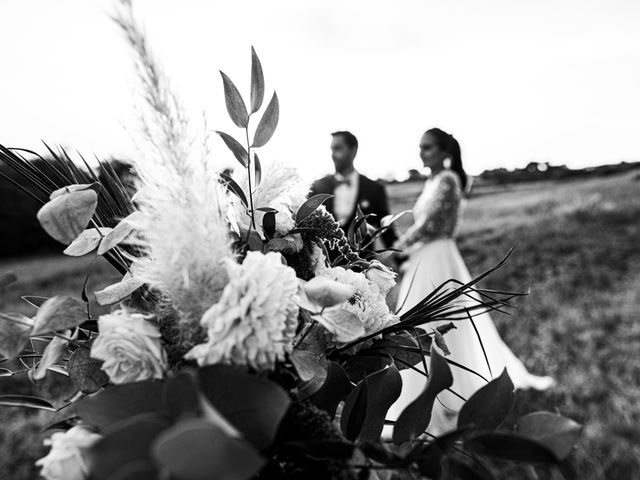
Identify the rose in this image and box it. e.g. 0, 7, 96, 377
365, 260, 397, 296
300, 276, 356, 309
91, 309, 167, 384
35, 426, 101, 480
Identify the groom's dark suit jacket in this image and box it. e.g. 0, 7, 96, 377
310, 173, 397, 249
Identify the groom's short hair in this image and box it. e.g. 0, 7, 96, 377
331, 131, 358, 151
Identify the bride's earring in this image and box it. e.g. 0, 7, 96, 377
443, 157, 452, 169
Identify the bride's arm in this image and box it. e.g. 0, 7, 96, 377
394, 173, 461, 249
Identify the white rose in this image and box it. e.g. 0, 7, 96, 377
91, 309, 167, 384
301, 276, 356, 308
35, 426, 101, 480
365, 260, 397, 296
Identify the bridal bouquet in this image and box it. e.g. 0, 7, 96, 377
0, 4, 580, 479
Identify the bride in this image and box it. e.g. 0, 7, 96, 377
389, 127, 554, 434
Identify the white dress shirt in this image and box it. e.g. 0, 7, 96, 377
333, 169, 359, 225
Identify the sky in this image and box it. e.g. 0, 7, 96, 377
1, 0, 639, 181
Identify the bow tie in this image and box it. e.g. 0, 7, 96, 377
334, 177, 352, 187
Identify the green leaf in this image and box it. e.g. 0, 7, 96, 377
64, 228, 112, 256
515, 412, 582, 461
32, 295, 87, 335
284, 440, 355, 460
75, 381, 165, 429
254, 152, 262, 186
33, 335, 68, 381
307, 361, 353, 418
220, 172, 248, 208
252, 92, 279, 147
340, 378, 368, 441
444, 453, 495, 480
290, 349, 327, 382
0, 395, 56, 411
198, 365, 291, 449
393, 349, 453, 444
250, 47, 265, 114
94, 275, 144, 306
263, 210, 276, 239
163, 371, 201, 420
152, 418, 264, 480
458, 368, 514, 430
465, 431, 558, 464
295, 194, 333, 225
359, 364, 402, 442
216, 131, 248, 168
97, 212, 139, 255
220, 71, 248, 128
67, 346, 108, 393
37, 188, 98, 244
88, 413, 169, 480
49, 182, 100, 199
0, 313, 32, 359
0, 272, 17, 291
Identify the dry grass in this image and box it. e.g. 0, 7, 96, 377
1, 171, 639, 479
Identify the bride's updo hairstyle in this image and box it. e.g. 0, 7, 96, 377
425, 128, 468, 191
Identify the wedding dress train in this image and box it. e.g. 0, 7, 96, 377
388, 170, 554, 436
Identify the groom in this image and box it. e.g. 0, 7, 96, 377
310, 131, 397, 249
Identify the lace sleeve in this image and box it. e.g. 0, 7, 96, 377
395, 172, 462, 249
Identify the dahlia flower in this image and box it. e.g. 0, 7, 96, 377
186, 251, 300, 370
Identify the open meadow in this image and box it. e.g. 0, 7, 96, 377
1, 170, 639, 479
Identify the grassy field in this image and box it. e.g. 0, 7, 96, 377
2, 171, 639, 479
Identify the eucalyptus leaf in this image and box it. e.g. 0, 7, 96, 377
252, 92, 279, 148
97, 212, 140, 255
94, 275, 144, 306
33, 335, 69, 381
216, 131, 248, 168
220, 71, 248, 128
64, 228, 112, 256
358, 365, 403, 442
290, 349, 327, 382
37, 189, 98, 244
465, 431, 558, 464
250, 46, 265, 113
393, 349, 453, 444
151, 418, 265, 480
87, 413, 170, 480
32, 296, 87, 335
457, 368, 514, 430
75, 381, 165, 429
67, 346, 108, 393
198, 364, 290, 449
49, 182, 100, 199
0, 313, 32, 359
340, 378, 368, 441
515, 411, 582, 460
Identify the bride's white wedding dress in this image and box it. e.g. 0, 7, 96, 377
388, 170, 554, 435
